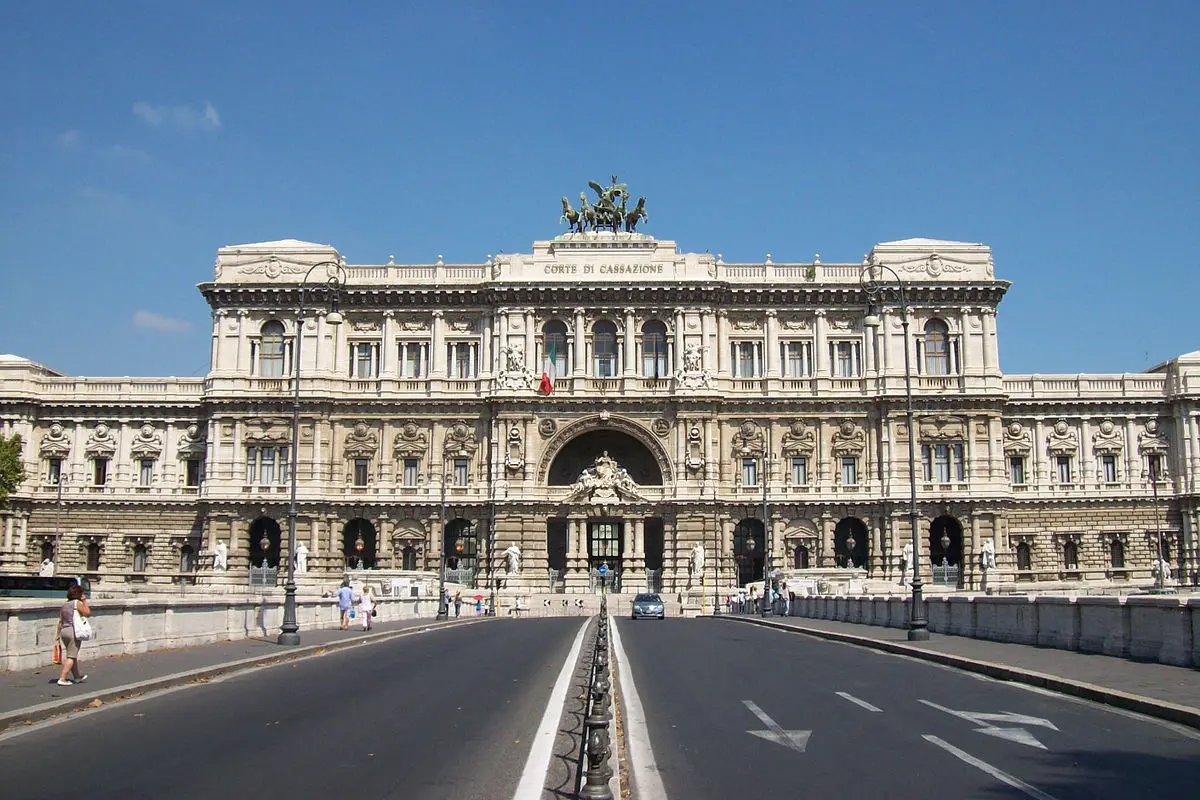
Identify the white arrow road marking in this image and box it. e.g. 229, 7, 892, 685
836, 692, 883, 712
742, 700, 811, 753
920, 700, 1058, 750
924, 735, 1060, 800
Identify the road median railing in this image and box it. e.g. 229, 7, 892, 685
579, 595, 614, 800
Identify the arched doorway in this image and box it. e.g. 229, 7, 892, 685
733, 518, 765, 586
929, 515, 964, 586
443, 519, 477, 573
834, 518, 869, 568
249, 517, 281, 568
343, 518, 377, 569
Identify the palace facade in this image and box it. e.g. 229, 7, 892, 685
1, 231, 1197, 594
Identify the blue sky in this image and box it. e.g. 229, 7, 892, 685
1, 2, 1196, 378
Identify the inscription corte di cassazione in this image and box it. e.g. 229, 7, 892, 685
544, 262, 664, 275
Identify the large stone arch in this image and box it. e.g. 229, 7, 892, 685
538, 415, 673, 486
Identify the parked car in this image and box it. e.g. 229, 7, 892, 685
631, 592, 665, 620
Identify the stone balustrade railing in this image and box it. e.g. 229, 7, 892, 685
1, 594, 440, 671
791, 593, 1199, 667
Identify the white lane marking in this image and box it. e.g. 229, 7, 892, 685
836, 692, 882, 712
742, 700, 812, 752
511, 619, 589, 800
923, 735, 1060, 800
610, 619, 669, 800
920, 699, 1056, 749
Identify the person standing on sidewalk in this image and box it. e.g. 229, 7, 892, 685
358, 585, 375, 631
56, 584, 90, 686
336, 580, 354, 630
453, 591, 462, 618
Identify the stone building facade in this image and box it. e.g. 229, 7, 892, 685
1, 231, 1197, 593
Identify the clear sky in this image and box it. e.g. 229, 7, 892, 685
1, 2, 1196, 378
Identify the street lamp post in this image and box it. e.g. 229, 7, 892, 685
861, 262, 929, 641
436, 466, 450, 620
1150, 458, 1169, 592
761, 453, 771, 616
279, 261, 347, 646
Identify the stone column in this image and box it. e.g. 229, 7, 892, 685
623, 307, 636, 377
716, 310, 729, 376
988, 416, 1005, 483
981, 308, 997, 375
820, 514, 835, 567
482, 311, 494, 378
381, 311, 395, 377
431, 310, 445, 377
814, 309, 828, 378
573, 308, 586, 377
1079, 417, 1092, 485
212, 310, 226, 371
765, 310, 779, 377
1034, 418, 1047, 485
236, 310, 250, 374
1124, 418, 1138, 488
523, 309, 535, 373
3, 514, 13, 551
332, 310, 347, 377
309, 517, 321, 557
700, 307, 716, 373
673, 307, 686, 374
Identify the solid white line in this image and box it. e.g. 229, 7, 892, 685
610, 619, 670, 800
836, 691, 883, 712
923, 735, 1060, 800
511, 619, 590, 800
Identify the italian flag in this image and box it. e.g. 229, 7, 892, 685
539, 343, 557, 395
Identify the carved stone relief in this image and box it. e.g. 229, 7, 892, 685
1091, 419, 1124, 455
831, 420, 866, 456
85, 423, 118, 456
443, 420, 479, 459
731, 420, 765, 458
343, 422, 379, 459
1003, 421, 1032, 455
1046, 420, 1079, 456
40, 423, 72, 458
393, 422, 429, 460
504, 425, 524, 472
129, 423, 164, 459
780, 420, 816, 457
685, 424, 705, 474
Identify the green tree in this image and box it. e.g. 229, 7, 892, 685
0, 433, 27, 509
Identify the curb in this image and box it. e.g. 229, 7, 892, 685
718, 615, 1200, 732
1, 617, 490, 733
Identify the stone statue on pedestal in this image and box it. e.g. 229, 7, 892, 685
295, 543, 309, 574
212, 540, 228, 572
40, 557, 56, 577
505, 544, 522, 575
688, 543, 705, 588
900, 541, 913, 585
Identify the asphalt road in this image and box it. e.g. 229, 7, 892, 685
0, 618, 585, 800
614, 617, 1200, 800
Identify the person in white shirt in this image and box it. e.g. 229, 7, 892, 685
358, 586, 375, 631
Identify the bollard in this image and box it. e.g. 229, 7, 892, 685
579, 727, 613, 799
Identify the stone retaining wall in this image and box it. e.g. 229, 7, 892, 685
1, 595, 440, 671
791, 594, 1199, 667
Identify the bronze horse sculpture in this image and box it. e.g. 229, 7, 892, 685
560, 197, 583, 233
624, 196, 647, 232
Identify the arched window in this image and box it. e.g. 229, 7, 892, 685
641, 320, 668, 378
1016, 542, 1032, 571
793, 544, 810, 570
592, 320, 618, 377
924, 319, 950, 375
1109, 539, 1125, 569
1063, 540, 1078, 570
86, 542, 101, 571
132, 543, 149, 572
259, 321, 287, 377
542, 320, 569, 376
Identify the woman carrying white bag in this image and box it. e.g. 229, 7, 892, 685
56, 582, 92, 686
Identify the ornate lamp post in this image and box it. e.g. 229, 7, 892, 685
436, 465, 450, 620
760, 453, 772, 616
861, 262, 929, 641
1150, 458, 1170, 593
279, 261, 347, 646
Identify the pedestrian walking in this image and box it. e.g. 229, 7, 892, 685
358, 585, 375, 631
453, 591, 462, 618
56, 583, 90, 686
336, 579, 354, 630
474, 597, 482, 616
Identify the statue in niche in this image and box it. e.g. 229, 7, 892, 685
900, 541, 914, 585
505, 544, 522, 575
979, 539, 996, 571
294, 542, 309, 574
212, 540, 228, 571
567, 451, 646, 503
683, 342, 703, 372
688, 543, 705, 588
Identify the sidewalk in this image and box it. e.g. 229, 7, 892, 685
719, 613, 1200, 730
1, 615, 490, 731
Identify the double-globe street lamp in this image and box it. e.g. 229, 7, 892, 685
861, 261, 929, 641
279, 261, 348, 646
435, 467, 465, 619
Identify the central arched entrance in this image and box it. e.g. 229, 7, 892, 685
343, 518, 377, 569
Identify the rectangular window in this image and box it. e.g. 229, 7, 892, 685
139, 458, 154, 487
403, 458, 419, 487
781, 341, 812, 378
921, 443, 964, 482
185, 458, 202, 487
453, 457, 469, 486
1055, 455, 1072, 484
790, 456, 808, 486
840, 456, 858, 485
398, 342, 427, 379
594, 339, 617, 378
830, 341, 861, 378
349, 342, 377, 378
641, 334, 668, 378
48, 457, 62, 486
1147, 454, 1164, 481
92, 457, 109, 486
1101, 454, 1117, 483
731, 342, 762, 378
246, 446, 288, 485
1009, 456, 1025, 485
448, 342, 476, 379
353, 458, 370, 487
742, 458, 758, 486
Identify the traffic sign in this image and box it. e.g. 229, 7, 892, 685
598, 564, 608, 576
